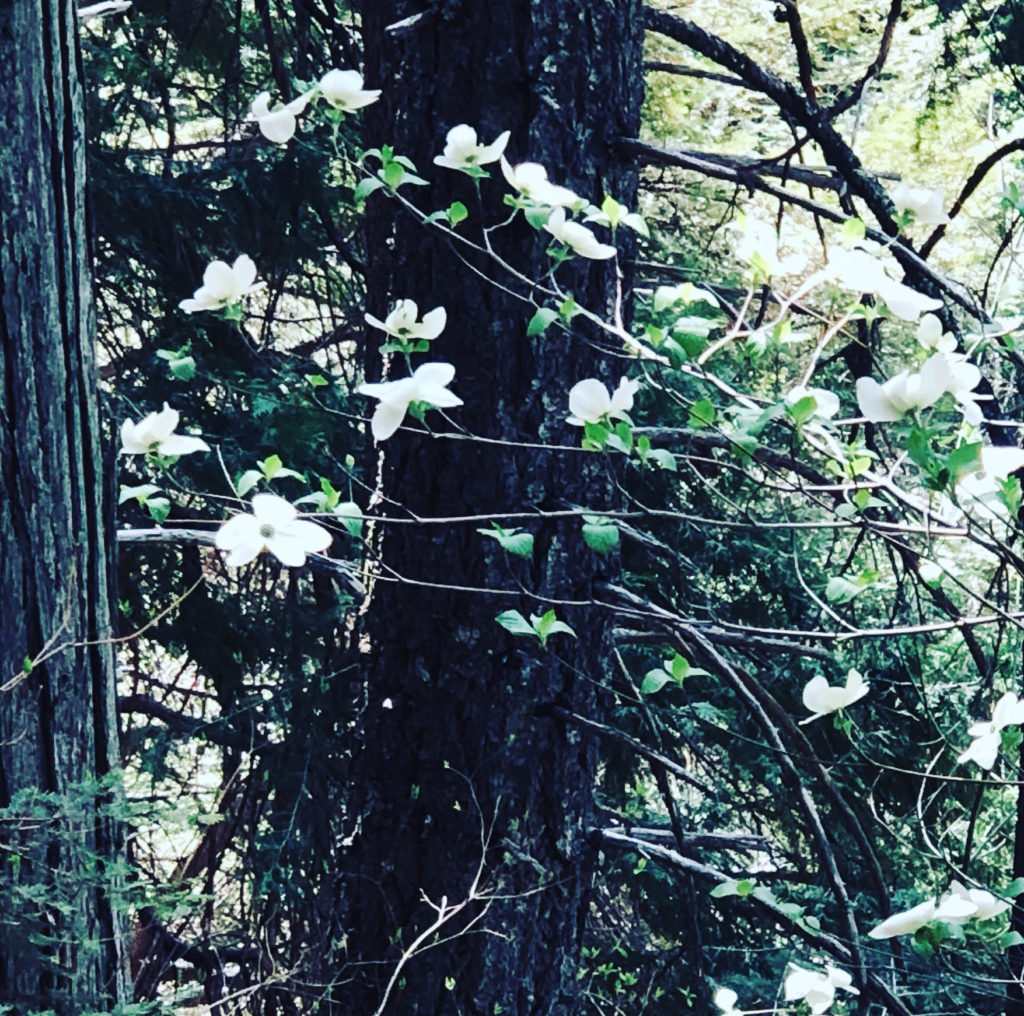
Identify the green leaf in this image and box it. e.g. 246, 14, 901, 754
641, 669, 672, 695
169, 355, 196, 381
787, 395, 817, 426
999, 476, 1022, 517
529, 609, 576, 647
709, 880, 739, 898
527, 308, 559, 337
582, 421, 609, 450
447, 201, 469, 226
146, 498, 171, 524
306, 373, 329, 388
558, 296, 580, 321
1004, 877, 1024, 898
118, 483, 161, 505
999, 930, 1024, 949
825, 576, 861, 604
354, 177, 384, 202
495, 610, 538, 640
841, 217, 866, 243
235, 469, 263, 497
735, 878, 756, 897
670, 653, 706, 681
945, 441, 983, 485
688, 398, 715, 429
333, 501, 363, 537
383, 161, 406, 189
646, 448, 677, 471
622, 212, 649, 237
525, 206, 551, 230
260, 454, 283, 479
478, 524, 534, 559
582, 517, 619, 554
319, 478, 341, 510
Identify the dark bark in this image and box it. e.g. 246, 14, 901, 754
332, 2, 643, 1013
0, 0, 127, 1011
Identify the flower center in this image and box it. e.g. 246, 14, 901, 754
259, 524, 276, 540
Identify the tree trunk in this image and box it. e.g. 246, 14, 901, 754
334, 2, 643, 1013
0, 0, 127, 1011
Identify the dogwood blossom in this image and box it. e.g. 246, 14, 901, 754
500, 158, 581, 208
358, 362, 464, 441
365, 300, 446, 341
957, 445, 1024, 510
215, 493, 332, 568
567, 377, 639, 426
783, 964, 858, 1015
433, 124, 510, 172
947, 880, 1010, 921
856, 353, 969, 422
943, 353, 984, 424
318, 69, 380, 112
179, 255, 264, 313
713, 988, 743, 1016
820, 247, 942, 321
120, 404, 210, 457
891, 181, 949, 225
251, 91, 310, 144
958, 691, 1024, 769
544, 207, 616, 260
801, 669, 868, 722
917, 314, 957, 354
785, 386, 840, 420
732, 213, 807, 278
867, 893, 978, 939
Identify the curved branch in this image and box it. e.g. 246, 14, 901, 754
920, 137, 1024, 259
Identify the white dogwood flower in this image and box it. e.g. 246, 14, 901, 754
318, 69, 381, 112
120, 404, 210, 457
358, 362, 464, 441
433, 124, 510, 172
713, 988, 743, 1016
365, 300, 446, 341
251, 91, 311, 144
943, 353, 984, 424
785, 386, 840, 420
500, 158, 581, 208
958, 691, 1024, 770
179, 255, 264, 313
215, 493, 332, 568
892, 181, 949, 225
801, 669, 868, 722
917, 314, 957, 354
544, 207, 616, 260
820, 247, 942, 322
855, 353, 956, 422
868, 893, 977, 939
732, 213, 807, 278
957, 445, 1024, 511
567, 377, 639, 426
784, 964, 858, 1015
947, 880, 1010, 921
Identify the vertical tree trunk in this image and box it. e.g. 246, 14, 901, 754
0, 0, 127, 1011
336, 2, 643, 1013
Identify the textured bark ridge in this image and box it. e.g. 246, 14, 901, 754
0, 0, 126, 1011
336, 2, 643, 1013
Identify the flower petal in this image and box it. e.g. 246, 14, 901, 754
371, 401, 409, 441
252, 493, 298, 527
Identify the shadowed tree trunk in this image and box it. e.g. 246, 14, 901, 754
331, 2, 644, 1013
0, 0, 127, 1011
